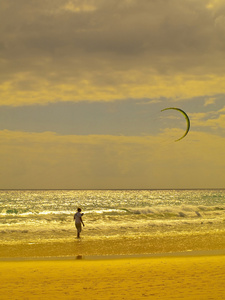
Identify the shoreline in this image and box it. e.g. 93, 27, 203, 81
1, 230, 225, 259
1, 249, 225, 262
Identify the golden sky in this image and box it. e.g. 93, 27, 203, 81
0, 0, 225, 189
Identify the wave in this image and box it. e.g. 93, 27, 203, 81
119, 205, 225, 218
0, 209, 74, 216
1, 205, 225, 219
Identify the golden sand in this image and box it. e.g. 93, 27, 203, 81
1, 255, 225, 299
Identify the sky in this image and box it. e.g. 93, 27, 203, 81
1, 0, 225, 189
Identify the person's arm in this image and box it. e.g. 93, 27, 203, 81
80, 216, 84, 226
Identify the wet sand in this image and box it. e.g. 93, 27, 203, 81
1, 230, 225, 258
1, 254, 225, 299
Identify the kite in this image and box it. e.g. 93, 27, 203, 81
161, 107, 190, 141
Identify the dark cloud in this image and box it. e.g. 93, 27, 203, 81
0, 1, 221, 61
1, 0, 225, 105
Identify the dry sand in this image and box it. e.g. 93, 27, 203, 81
1, 254, 225, 299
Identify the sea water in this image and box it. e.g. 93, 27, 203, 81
1, 189, 225, 247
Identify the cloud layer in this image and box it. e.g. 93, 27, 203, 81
1, 129, 224, 189
1, 0, 225, 105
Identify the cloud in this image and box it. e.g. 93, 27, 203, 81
63, 0, 97, 13
204, 97, 217, 106
0, 129, 225, 189
189, 105, 225, 134
1, 0, 225, 106
205, 113, 225, 129
0, 130, 163, 188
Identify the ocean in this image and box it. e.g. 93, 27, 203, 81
1, 189, 225, 257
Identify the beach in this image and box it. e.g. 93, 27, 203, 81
1, 254, 225, 299
1, 189, 225, 299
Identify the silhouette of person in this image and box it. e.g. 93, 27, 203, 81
74, 208, 84, 238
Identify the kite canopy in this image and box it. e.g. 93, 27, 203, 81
161, 107, 190, 141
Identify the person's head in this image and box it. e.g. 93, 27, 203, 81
77, 208, 82, 212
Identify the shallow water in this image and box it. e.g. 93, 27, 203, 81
1, 189, 225, 248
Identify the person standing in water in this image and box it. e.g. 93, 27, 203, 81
74, 208, 84, 238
